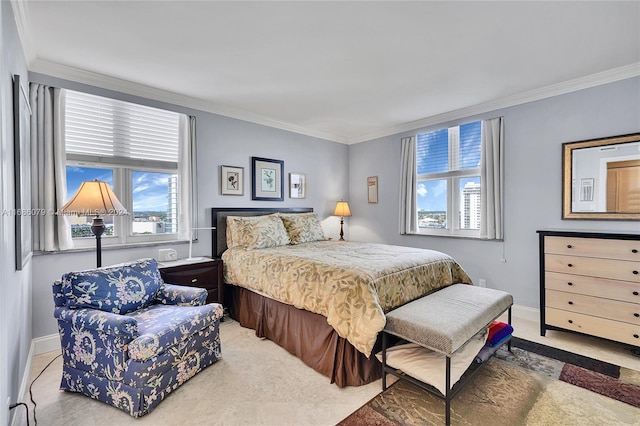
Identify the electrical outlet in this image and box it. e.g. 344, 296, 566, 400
478, 279, 486, 288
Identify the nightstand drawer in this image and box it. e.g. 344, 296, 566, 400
159, 259, 224, 304
162, 266, 219, 289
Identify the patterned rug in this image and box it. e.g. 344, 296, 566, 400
338, 338, 640, 426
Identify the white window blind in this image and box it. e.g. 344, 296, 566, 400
65, 90, 180, 167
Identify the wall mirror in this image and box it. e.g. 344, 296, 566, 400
563, 133, 640, 220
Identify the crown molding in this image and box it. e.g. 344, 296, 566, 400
348, 63, 640, 144
28, 59, 348, 144
26, 55, 639, 146
10, 0, 37, 65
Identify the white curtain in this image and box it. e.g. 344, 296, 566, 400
480, 117, 504, 240
398, 136, 418, 234
29, 83, 73, 251
177, 115, 196, 241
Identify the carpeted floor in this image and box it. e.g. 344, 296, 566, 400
338, 338, 640, 426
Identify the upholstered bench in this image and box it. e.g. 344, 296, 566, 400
381, 284, 513, 425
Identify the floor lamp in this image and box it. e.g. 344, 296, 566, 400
333, 201, 351, 241
60, 180, 128, 267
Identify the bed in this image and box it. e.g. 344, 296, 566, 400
211, 207, 472, 387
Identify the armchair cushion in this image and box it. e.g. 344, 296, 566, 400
61, 258, 163, 315
127, 303, 223, 361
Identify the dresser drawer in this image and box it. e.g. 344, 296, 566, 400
545, 272, 640, 303
546, 307, 640, 346
544, 236, 640, 261
545, 254, 640, 282
546, 289, 640, 325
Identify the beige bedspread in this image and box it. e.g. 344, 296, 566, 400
222, 241, 472, 357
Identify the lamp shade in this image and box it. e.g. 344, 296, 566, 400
333, 201, 351, 217
60, 180, 128, 216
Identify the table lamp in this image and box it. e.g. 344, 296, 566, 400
333, 201, 351, 241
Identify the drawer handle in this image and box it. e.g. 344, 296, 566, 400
635, 291, 639, 296
567, 263, 573, 268
191, 278, 198, 283
633, 249, 638, 254
634, 334, 639, 339
568, 301, 574, 305
568, 320, 573, 324
567, 282, 573, 286
634, 313, 639, 318
567, 244, 572, 249
633, 271, 639, 275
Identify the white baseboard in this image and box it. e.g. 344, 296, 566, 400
512, 304, 539, 322
33, 334, 61, 356
14, 336, 60, 426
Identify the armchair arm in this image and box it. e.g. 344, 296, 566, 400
54, 306, 138, 338
154, 283, 208, 306
54, 306, 137, 381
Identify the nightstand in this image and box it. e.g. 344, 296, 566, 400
158, 258, 223, 305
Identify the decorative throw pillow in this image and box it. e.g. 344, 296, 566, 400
230, 214, 290, 250
62, 258, 163, 315
279, 212, 326, 245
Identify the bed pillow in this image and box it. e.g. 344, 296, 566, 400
226, 215, 266, 248
228, 214, 290, 250
279, 212, 326, 245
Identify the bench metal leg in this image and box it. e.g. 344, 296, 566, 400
445, 355, 451, 426
508, 306, 512, 352
382, 332, 388, 391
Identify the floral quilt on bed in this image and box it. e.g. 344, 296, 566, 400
222, 241, 472, 357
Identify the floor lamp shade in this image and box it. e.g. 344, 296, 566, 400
59, 180, 128, 267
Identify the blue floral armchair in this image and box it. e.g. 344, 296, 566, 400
52, 258, 223, 417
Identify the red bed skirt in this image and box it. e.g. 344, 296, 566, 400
225, 285, 382, 387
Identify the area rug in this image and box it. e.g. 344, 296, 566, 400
338, 338, 640, 426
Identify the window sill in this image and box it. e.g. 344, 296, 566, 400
33, 239, 190, 256
408, 232, 503, 242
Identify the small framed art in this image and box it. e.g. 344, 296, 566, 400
289, 173, 306, 199
367, 176, 378, 204
221, 165, 244, 195
252, 157, 284, 201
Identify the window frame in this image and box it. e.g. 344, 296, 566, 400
64, 89, 186, 248
416, 122, 482, 238
67, 160, 180, 248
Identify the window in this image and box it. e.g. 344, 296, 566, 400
64, 90, 187, 246
416, 121, 482, 237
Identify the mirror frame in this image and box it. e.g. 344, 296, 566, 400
562, 132, 640, 220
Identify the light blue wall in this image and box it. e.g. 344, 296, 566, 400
28, 73, 350, 341
1, 2, 32, 424
348, 77, 640, 310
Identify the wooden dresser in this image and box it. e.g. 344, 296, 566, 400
538, 230, 640, 349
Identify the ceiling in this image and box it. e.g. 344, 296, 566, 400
13, 1, 640, 144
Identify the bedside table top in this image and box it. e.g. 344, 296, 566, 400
158, 256, 217, 268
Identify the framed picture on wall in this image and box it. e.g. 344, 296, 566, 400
252, 157, 284, 201
289, 173, 306, 199
221, 165, 244, 195
368, 176, 378, 204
